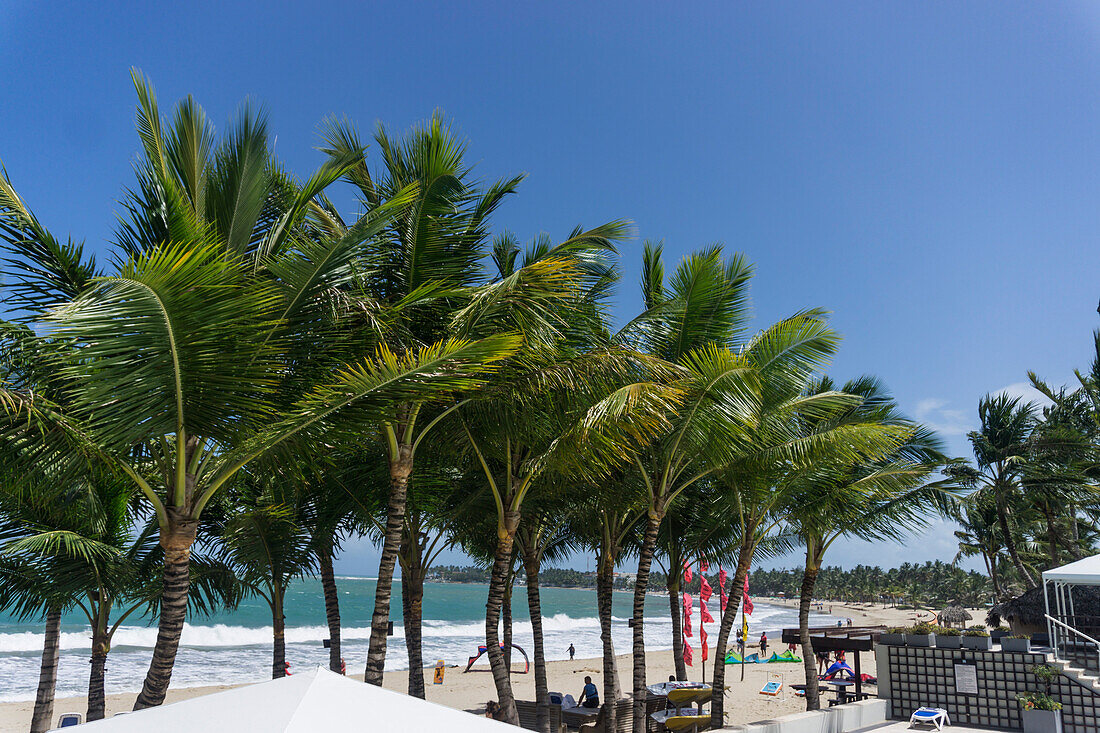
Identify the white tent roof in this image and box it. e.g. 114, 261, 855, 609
1042, 553, 1100, 585
77, 667, 516, 732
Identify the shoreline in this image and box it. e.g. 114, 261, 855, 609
0, 600, 938, 732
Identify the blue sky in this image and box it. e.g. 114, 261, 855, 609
3, 1, 1099, 574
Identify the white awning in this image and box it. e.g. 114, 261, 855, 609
1042, 553, 1100, 585
77, 667, 516, 732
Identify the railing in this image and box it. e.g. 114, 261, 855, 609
1046, 613, 1100, 674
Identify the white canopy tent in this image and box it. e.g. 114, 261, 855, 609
75, 667, 516, 732
1042, 553, 1100, 670
1042, 553, 1100, 585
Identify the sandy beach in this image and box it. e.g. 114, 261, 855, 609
0, 599, 954, 732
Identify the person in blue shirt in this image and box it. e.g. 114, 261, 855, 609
578, 675, 600, 709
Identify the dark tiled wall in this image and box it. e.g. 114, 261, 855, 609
881, 646, 1100, 732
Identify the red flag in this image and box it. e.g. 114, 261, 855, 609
699, 577, 713, 604
743, 575, 754, 616
719, 566, 727, 592
682, 593, 693, 637
700, 626, 709, 662
683, 637, 693, 667
720, 592, 728, 612
699, 560, 710, 573
700, 600, 714, 624
682, 561, 692, 584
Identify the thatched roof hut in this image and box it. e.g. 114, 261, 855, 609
939, 605, 972, 628
987, 585, 1100, 634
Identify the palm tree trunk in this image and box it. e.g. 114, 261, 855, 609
87, 628, 109, 722
667, 571, 685, 680
596, 556, 618, 732
996, 493, 1036, 588
485, 510, 520, 725
503, 583, 513, 672
989, 554, 1003, 599
135, 513, 198, 709
403, 571, 426, 698
709, 545, 751, 727
365, 447, 412, 686
798, 556, 822, 711
525, 553, 551, 733
631, 512, 661, 733
318, 549, 342, 673
272, 592, 286, 679
30, 608, 61, 733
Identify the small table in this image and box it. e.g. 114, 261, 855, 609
826, 680, 854, 706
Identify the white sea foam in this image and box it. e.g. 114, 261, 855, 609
0, 602, 831, 702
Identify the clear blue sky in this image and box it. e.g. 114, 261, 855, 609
3, 1, 1099, 574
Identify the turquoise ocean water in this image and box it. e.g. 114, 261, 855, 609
0, 578, 836, 701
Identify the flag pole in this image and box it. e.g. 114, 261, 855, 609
740, 602, 746, 682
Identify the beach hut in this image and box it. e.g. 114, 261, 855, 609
938, 605, 972, 628
73, 667, 516, 732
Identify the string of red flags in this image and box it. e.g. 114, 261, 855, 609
699, 576, 713, 603
682, 592, 693, 637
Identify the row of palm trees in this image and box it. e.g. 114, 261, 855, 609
0, 74, 956, 732
743, 561, 993, 608
950, 336, 1100, 601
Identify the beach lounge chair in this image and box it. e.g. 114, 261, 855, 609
57, 712, 83, 727
909, 707, 950, 730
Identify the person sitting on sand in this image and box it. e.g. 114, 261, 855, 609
578, 675, 600, 709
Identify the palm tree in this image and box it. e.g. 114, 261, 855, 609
450, 231, 672, 724
0, 77, 522, 708
783, 376, 948, 711
318, 116, 526, 686
218, 481, 319, 679
568, 474, 644, 731
966, 394, 1038, 588
953, 494, 1006, 599
620, 242, 859, 731
0, 557, 68, 733
515, 498, 575, 733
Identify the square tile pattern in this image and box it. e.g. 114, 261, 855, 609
883, 646, 1100, 732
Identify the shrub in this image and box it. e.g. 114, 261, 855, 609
938, 627, 961, 636
1010, 634, 1030, 639
1018, 692, 1062, 711
909, 621, 935, 635
963, 628, 990, 637
885, 627, 907, 634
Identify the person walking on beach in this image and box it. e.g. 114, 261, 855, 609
578, 675, 600, 709
759, 632, 768, 655
568, 643, 575, 660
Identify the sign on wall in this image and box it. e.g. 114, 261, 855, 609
954, 663, 978, 695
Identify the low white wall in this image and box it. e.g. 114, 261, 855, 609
722, 698, 889, 733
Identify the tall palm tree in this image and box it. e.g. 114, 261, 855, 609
319, 116, 526, 686
514, 498, 575, 733
620, 242, 864, 731
953, 494, 1006, 599
784, 376, 948, 711
966, 394, 1038, 588
0, 77, 522, 708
